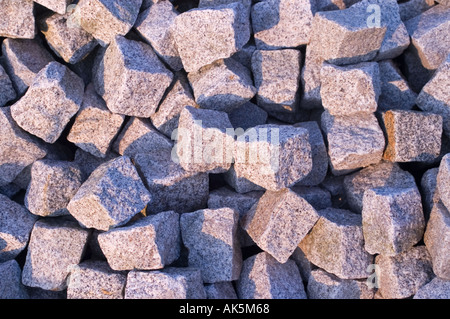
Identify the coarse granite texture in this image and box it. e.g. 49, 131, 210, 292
228, 102, 268, 132
398, 0, 435, 22
437, 153, 450, 211
0, 64, 16, 107
421, 167, 441, 217
204, 281, 238, 299
0, 0, 35, 39
0, 260, 29, 299
34, 0, 73, 15
413, 277, 450, 299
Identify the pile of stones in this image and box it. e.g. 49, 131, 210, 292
0, 0, 449, 299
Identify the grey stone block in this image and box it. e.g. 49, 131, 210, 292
299, 43, 324, 110
180, 208, 242, 283
198, 0, 251, 9
73, 148, 119, 181
414, 277, 450, 299
375, 246, 434, 299
25, 160, 83, 217
207, 186, 263, 217
11, 61, 85, 144
0, 194, 38, 262
236, 252, 307, 299
172, 1, 251, 72
241, 188, 320, 263
67, 260, 126, 299
228, 102, 268, 132
381, 110, 442, 163
398, 0, 435, 22
421, 167, 440, 217
438, 153, 450, 211
0, 64, 16, 107
67, 156, 151, 231
290, 247, 316, 284
98, 211, 180, 271
424, 202, 450, 279
0, 0, 35, 39
1, 38, 54, 95
362, 187, 425, 256
223, 165, 265, 194
231, 41, 256, 70
93, 36, 173, 118
316, 0, 362, 11
0, 260, 29, 299
22, 218, 90, 291
290, 186, 332, 211
401, 45, 435, 93
205, 281, 237, 299
35, 0, 73, 14
251, 0, 316, 50
124, 268, 207, 299
188, 58, 256, 113
299, 208, 373, 279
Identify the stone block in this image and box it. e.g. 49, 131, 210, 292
35, 0, 73, 14
414, 277, 450, 299
228, 102, 268, 132
0, 0, 35, 39
0, 64, 16, 107
290, 186, 332, 211
438, 153, 450, 211
0, 260, 29, 299
421, 167, 440, 217
223, 165, 265, 194
205, 281, 237, 299
207, 186, 263, 217
398, 0, 435, 22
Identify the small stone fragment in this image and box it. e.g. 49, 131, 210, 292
205, 281, 238, 299
0, 64, 16, 107
0, 0, 35, 39
22, 218, 90, 291
67, 260, 126, 299
414, 277, 450, 299
236, 252, 307, 299
0, 260, 29, 299
438, 153, 450, 211
11, 61, 85, 144
67, 156, 151, 231
180, 208, 242, 283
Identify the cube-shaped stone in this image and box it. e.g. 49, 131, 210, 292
405, 4, 450, 71
34, 0, 73, 14
0, 260, 29, 299
0, 0, 35, 39
398, 0, 435, 22
421, 167, 441, 217
0, 107, 47, 186
381, 110, 442, 163
24, 160, 83, 217
362, 187, 425, 256
93, 36, 173, 118
205, 281, 238, 299
180, 208, 242, 283
175, 106, 234, 174
0, 65, 16, 107
414, 277, 450, 300
251, 49, 302, 116
1, 38, 54, 95
73, 0, 142, 47
188, 58, 256, 113
67, 156, 151, 231
228, 102, 268, 132
11, 61, 85, 144
320, 62, 381, 116
22, 218, 90, 291
416, 53, 450, 138
438, 153, 450, 211
234, 124, 313, 191
375, 246, 434, 299
343, 161, 417, 213
40, 11, 98, 64
241, 188, 320, 263
98, 211, 180, 271
424, 202, 450, 279
134, 1, 182, 71
207, 186, 263, 217
251, 0, 316, 50
134, 151, 209, 214
299, 208, 373, 279
223, 164, 265, 194
236, 252, 307, 299
172, 1, 251, 72
125, 268, 207, 299
0, 194, 38, 262
67, 260, 126, 299
291, 186, 332, 211
321, 111, 385, 174
378, 59, 417, 111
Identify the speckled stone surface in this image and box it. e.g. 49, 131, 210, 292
299, 45, 323, 110
228, 102, 268, 131
241, 188, 320, 264
207, 186, 263, 217
124, 268, 207, 299
236, 252, 307, 299
1, 38, 54, 95
98, 211, 180, 271
375, 246, 434, 299
135, 1, 182, 71
405, 4, 450, 71
223, 164, 265, 194
290, 246, 316, 283
299, 208, 373, 280
251, 49, 301, 116
73, 0, 142, 47
22, 218, 90, 291
290, 186, 332, 211
188, 58, 256, 113
307, 268, 375, 299
67, 156, 151, 231
421, 167, 441, 217
73, 149, 119, 181
231, 41, 256, 70
0, 64, 16, 107
0, 0, 35, 39
176, 106, 234, 174
180, 208, 242, 283
438, 153, 450, 211
398, 0, 435, 22
320, 62, 380, 116
35, 0, 73, 14
424, 202, 450, 279
67, 260, 126, 299
24, 160, 83, 217
321, 111, 385, 174
11, 61, 85, 144
205, 281, 238, 299
414, 277, 450, 299
316, 0, 362, 11
0, 107, 47, 186
381, 110, 442, 163
68, 84, 124, 158
172, 1, 251, 72
0, 193, 38, 262
0, 260, 29, 299
40, 11, 98, 64
362, 187, 425, 256
251, 0, 316, 50
343, 161, 417, 214
93, 36, 173, 118
234, 124, 312, 191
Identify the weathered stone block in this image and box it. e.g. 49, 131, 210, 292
0, 0, 35, 39
0, 260, 29, 299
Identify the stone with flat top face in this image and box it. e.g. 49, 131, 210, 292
35, 0, 73, 14
0, 0, 35, 39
